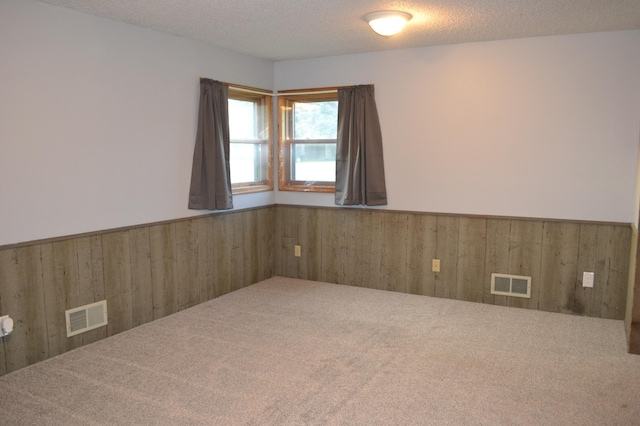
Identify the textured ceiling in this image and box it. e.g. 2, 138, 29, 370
37, 0, 640, 61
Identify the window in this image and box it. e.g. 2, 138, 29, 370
228, 86, 273, 194
278, 89, 338, 192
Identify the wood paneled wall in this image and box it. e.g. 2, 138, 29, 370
0, 207, 275, 376
630, 225, 640, 354
0, 204, 633, 375
275, 205, 631, 320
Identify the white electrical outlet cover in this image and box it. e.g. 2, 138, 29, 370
0, 315, 14, 336
583, 272, 594, 288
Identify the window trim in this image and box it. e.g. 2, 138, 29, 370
277, 88, 339, 193
228, 84, 273, 195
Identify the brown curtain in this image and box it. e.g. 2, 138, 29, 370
188, 79, 233, 210
335, 85, 387, 206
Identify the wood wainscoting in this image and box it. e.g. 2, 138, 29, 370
630, 224, 640, 354
0, 204, 634, 375
275, 205, 631, 321
0, 207, 275, 376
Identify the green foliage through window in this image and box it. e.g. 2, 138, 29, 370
278, 89, 338, 192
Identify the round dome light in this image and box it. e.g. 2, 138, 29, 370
364, 11, 412, 37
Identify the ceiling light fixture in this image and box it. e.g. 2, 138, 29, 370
364, 10, 412, 37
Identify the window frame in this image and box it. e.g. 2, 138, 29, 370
278, 88, 338, 193
228, 85, 273, 195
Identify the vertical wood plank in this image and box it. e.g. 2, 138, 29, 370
41, 240, 82, 357
244, 210, 264, 286
435, 216, 459, 299
575, 224, 599, 316
592, 225, 614, 317
320, 208, 345, 284
274, 205, 284, 277
538, 222, 580, 314
246, 210, 261, 286
406, 214, 438, 296
149, 224, 178, 319
484, 219, 511, 305
508, 220, 544, 310
276, 206, 299, 278
0, 269, 5, 374
197, 215, 217, 301
76, 236, 104, 305
0, 246, 49, 372
175, 220, 201, 309
349, 210, 382, 289
280, 237, 297, 278
235, 210, 260, 288
632, 225, 640, 353
602, 225, 631, 319
379, 213, 409, 293
0, 321, 4, 375
573, 223, 630, 320
102, 232, 133, 336
213, 214, 233, 296
129, 228, 153, 327
258, 206, 275, 281
77, 236, 107, 345
343, 210, 364, 287
297, 207, 322, 282
456, 217, 487, 303
231, 211, 246, 291
343, 210, 360, 287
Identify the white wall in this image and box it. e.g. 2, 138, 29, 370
0, 0, 274, 246
275, 31, 640, 224
2, 1, 639, 246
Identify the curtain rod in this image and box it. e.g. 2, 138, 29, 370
230, 86, 276, 97
199, 78, 275, 96
197, 83, 337, 97
199, 79, 372, 97
278, 90, 338, 96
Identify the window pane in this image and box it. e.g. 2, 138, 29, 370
227, 86, 272, 193
292, 143, 336, 182
229, 99, 256, 140
293, 101, 338, 139
278, 89, 337, 192
231, 143, 260, 183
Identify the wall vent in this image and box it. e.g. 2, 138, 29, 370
491, 273, 531, 298
65, 300, 108, 337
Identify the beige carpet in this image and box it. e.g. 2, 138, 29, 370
0, 276, 639, 425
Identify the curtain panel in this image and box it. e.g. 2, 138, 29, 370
188, 79, 233, 210
335, 85, 387, 206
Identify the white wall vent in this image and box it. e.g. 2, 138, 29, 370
491, 273, 531, 298
65, 300, 108, 337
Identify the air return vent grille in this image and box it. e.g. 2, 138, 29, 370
65, 300, 108, 337
491, 273, 531, 298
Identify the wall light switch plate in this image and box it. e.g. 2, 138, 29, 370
432, 259, 441, 273
583, 272, 594, 288
294, 245, 301, 257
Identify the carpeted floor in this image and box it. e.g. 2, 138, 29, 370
1, 276, 639, 425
